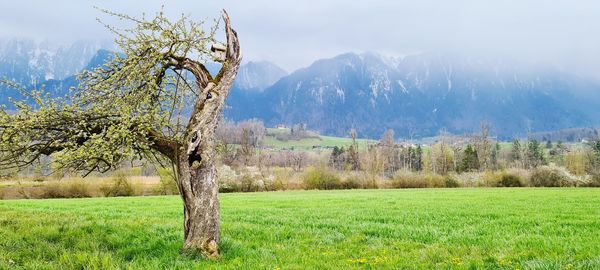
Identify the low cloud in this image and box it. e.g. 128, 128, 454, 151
1, 0, 600, 78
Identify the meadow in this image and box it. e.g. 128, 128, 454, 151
0, 189, 599, 269
262, 128, 376, 150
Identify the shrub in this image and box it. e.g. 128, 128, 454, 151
392, 177, 428, 188
218, 182, 237, 193
101, 173, 136, 197
342, 174, 378, 189
583, 174, 600, 187
302, 167, 341, 190
530, 166, 575, 187
391, 171, 445, 189
454, 172, 484, 187
239, 174, 260, 192
156, 168, 179, 195
444, 177, 460, 188
218, 165, 239, 193
340, 176, 362, 189
218, 166, 273, 193
482, 171, 503, 187
497, 173, 523, 187
41, 183, 63, 198
41, 180, 91, 199
66, 181, 92, 198
425, 174, 446, 188
263, 175, 286, 191
218, 171, 269, 193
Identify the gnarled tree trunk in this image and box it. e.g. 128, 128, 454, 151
178, 146, 220, 258
174, 10, 241, 258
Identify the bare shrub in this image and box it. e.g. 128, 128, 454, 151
530, 166, 576, 187
392, 170, 427, 188
40, 183, 64, 198
391, 170, 445, 188
15, 181, 31, 199
340, 176, 362, 189
342, 173, 378, 189
218, 165, 240, 193
41, 180, 91, 199
454, 172, 484, 187
584, 174, 600, 187
217, 165, 274, 193
270, 167, 303, 190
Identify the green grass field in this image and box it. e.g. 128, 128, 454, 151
262, 128, 376, 150
262, 134, 375, 150
1, 189, 599, 269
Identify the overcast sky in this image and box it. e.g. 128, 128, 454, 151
1, 0, 600, 77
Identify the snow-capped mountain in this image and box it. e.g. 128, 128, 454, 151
0, 40, 113, 104
224, 52, 600, 139
1, 41, 599, 139
0, 39, 112, 82
235, 61, 288, 91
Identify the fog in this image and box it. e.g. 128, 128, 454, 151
1, 0, 600, 78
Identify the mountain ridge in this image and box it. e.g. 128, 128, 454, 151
1, 43, 599, 140
224, 52, 600, 139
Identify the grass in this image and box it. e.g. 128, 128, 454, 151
0, 189, 599, 269
263, 128, 376, 150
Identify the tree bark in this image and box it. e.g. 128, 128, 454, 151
175, 10, 241, 258
178, 148, 220, 258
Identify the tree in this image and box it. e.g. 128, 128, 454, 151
430, 132, 454, 175
216, 119, 239, 166
379, 129, 398, 175
346, 129, 360, 170
585, 138, 600, 176
490, 142, 500, 170
328, 146, 345, 170
0, 9, 241, 258
526, 140, 545, 168
473, 122, 492, 170
412, 145, 423, 171
239, 127, 254, 165
510, 140, 522, 167
460, 144, 479, 172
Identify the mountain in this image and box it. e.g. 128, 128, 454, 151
224, 52, 600, 139
2, 41, 599, 140
0, 39, 112, 82
235, 61, 287, 91
0, 39, 112, 105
